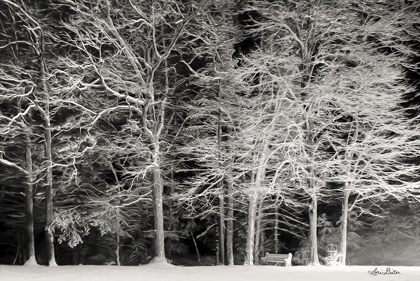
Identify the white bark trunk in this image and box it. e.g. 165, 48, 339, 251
308, 195, 319, 265
274, 205, 279, 254
340, 188, 350, 265
245, 195, 257, 265
25, 131, 37, 266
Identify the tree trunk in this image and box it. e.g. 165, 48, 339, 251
115, 207, 120, 267
164, 167, 174, 259
111, 164, 121, 266
190, 232, 201, 262
245, 154, 257, 266
305, 113, 319, 266
73, 245, 81, 265
44, 121, 56, 266
245, 194, 257, 265
149, 101, 166, 262
260, 224, 265, 259
308, 195, 319, 265
340, 188, 350, 265
152, 165, 166, 263
42, 58, 56, 266
14, 234, 22, 265
274, 205, 279, 254
245, 142, 268, 265
215, 237, 219, 265
253, 198, 264, 264
116, 232, 120, 266
216, 90, 225, 265
42, 70, 56, 266
25, 133, 37, 265
226, 174, 234, 265
341, 124, 357, 266
38, 23, 56, 266
169, 166, 174, 231
218, 193, 225, 265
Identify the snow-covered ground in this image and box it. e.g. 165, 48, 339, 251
1, 264, 419, 281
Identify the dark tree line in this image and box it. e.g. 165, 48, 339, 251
1, 0, 420, 267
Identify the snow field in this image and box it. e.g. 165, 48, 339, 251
1, 264, 419, 281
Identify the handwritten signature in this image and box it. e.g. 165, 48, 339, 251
368, 267, 401, 276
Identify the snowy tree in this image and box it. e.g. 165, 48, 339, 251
56, 0, 223, 263
0, 0, 62, 265
238, 0, 420, 266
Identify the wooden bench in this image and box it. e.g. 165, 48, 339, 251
261, 253, 293, 266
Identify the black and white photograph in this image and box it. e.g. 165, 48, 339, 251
0, 0, 419, 280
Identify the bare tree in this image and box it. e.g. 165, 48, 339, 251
0, 0, 60, 265
58, 0, 214, 263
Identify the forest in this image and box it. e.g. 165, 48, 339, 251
1, 0, 420, 268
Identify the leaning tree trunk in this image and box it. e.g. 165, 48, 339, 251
308, 194, 319, 265
190, 232, 201, 262
25, 130, 37, 265
340, 187, 350, 265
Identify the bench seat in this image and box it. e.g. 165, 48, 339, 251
261, 253, 293, 266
